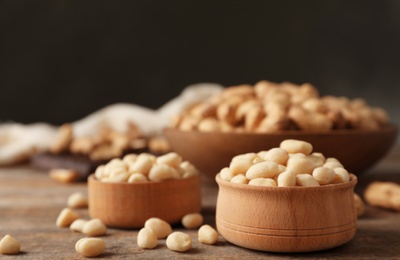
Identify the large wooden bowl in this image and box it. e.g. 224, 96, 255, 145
164, 125, 398, 178
88, 175, 201, 228
215, 174, 358, 252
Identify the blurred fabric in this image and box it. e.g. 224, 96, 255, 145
0, 0, 399, 125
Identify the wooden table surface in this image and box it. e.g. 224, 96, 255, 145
1, 146, 400, 259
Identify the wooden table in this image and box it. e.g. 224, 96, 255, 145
1, 146, 400, 259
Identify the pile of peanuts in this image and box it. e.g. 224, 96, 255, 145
94, 152, 199, 183
55, 192, 109, 257
138, 215, 218, 253
219, 139, 351, 187
55, 192, 218, 257
50, 123, 170, 161
171, 81, 389, 133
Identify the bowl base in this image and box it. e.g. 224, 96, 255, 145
217, 218, 357, 253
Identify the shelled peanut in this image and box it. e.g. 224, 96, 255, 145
0, 235, 20, 255
67, 192, 88, 208
198, 225, 219, 245
75, 238, 105, 257
171, 81, 389, 133
219, 139, 351, 187
94, 152, 199, 183
137, 215, 218, 252
55, 206, 107, 236
364, 181, 400, 211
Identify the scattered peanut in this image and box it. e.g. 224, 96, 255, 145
137, 227, 158, 249
181, 213, 203, 229
70, 219, 88, 233
198, 225, 219, 245
144, 218, 172, 239
0, 235, 20, 255
82, 219, 107, 237
166, 232, 192, 252
67, 192, 88, 208
75, 238, 105, 257
364, 181, 400, 211
56, 208, 79, 227
49, 169, 80, 183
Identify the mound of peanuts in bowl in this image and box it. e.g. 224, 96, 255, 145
219, 139, 351, 187
171, 80, 389, 133
94, 152, 199, 182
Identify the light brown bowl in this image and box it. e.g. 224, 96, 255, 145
88, 175, 201, 228
215, 174, 358, 252
164, 125, 398, 178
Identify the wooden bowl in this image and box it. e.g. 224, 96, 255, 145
164, 125, 398, 178
215, 174, 358, 252
88, 175, 201, 228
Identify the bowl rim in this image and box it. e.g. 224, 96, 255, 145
215, 173, 357, 191
164, 124, 398, 137
88, 174, 200, 187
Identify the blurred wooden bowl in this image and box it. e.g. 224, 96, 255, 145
215, 174, 358, 252
88, 175, 201, 228
164, 125, 398, 178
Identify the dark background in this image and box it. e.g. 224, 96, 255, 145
0, 0, 399, 125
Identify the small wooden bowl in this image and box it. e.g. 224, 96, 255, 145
164, 125, 398, 178
215, 174, 358, 253
88, 175, 201, 228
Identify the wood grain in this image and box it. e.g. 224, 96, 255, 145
0, 146, 400, 259
216, 174, 357, 252
88, 175, 201, 228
